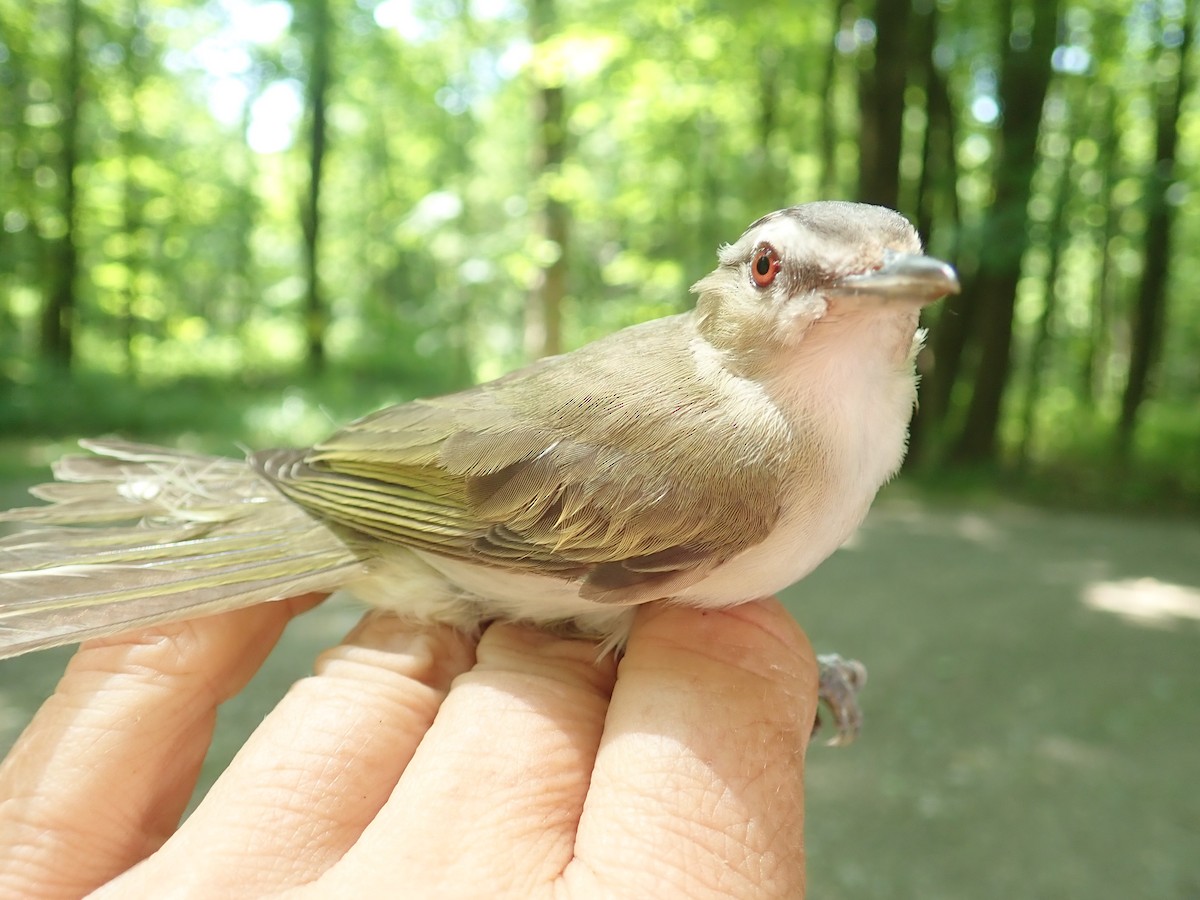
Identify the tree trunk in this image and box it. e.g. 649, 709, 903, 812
911, 2, 956, 250
229, 92, 259, 333
1078, 10, 1124, 405
1116, 7, 1193, 457
856, 0, 910, 210
1080, 87, 1119, 404
0, 38, 34, 360
906, 1, 963, 465
818, 0, 847, 197
692, 113, 723, 286
302, 0, 332, 372
1016, 82, 1077, 469
525, 0, 568, 360
952, 0, 1060, 463
119, 0, 147, 378
752, 46, 783, 212
41, 0, 83, 367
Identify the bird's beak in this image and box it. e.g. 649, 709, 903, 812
831, 252, 960, 307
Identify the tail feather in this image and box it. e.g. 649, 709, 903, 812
0, 441, 365, 659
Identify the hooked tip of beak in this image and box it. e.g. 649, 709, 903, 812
832, 254, 960, 306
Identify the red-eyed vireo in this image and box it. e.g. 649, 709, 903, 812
0, 202, 958, 740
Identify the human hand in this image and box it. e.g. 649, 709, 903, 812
0, 596, 818, 898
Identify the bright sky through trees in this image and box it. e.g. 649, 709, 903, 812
186, 0, 297, 151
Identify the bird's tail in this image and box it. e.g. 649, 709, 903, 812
0, 440, 365, 660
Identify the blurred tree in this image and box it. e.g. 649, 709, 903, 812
1079, 83, 1119, 406
42, 0, 84, 367
300, 0, 333, 372
856, 0, 911, 210
953, 0, 1061, 463
1117, 2, 1194, 458
525, 0, 568, 360
911, 1, 959, 252
903, 0, 962, 465
819, 0, 851, 197
1015, 77, 1079, 469
0, 3, 37, 369
116, 0, 148, 376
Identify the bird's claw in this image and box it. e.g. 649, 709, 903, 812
815, 653, 868, 747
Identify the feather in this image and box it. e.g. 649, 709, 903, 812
250, 313, 789, 603
0, 442, 364, 659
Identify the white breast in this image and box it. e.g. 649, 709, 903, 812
680, 315, 921, 606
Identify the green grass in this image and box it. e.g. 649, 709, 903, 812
1, 367, 462, 443
0, 367, 465, 487
0, 486, 1196, 898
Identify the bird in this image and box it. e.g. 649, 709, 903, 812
0, 201, 958, 742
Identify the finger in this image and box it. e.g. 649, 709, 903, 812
566, 599, 817, 899
0, 595, 322, 900
99, 611, 477, 898
307, 622, 618, 897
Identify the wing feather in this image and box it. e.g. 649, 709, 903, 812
257, 315, 797, 603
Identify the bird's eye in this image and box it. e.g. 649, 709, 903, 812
750, 245, 781, 288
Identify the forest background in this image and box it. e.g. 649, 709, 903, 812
0, 1, 1198, 898
0, 0, 1196, 509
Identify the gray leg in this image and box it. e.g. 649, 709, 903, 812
815, 654, 868, 746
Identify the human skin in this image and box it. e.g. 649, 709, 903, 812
0, 596, 817, 899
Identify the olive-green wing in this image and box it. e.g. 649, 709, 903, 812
258, 327, 792, 603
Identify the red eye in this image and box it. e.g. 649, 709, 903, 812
751, 245, 780, 287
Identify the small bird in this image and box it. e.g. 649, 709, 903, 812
0, 201, 957, 742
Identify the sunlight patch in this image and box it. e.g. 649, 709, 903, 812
954, 513, 1001, 544
1036, 735, 1109, 770
1082, 578, 1200, 627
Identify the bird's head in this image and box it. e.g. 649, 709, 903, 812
691, 201, 959, 370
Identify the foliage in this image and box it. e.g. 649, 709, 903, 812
0, 0, 1196, 506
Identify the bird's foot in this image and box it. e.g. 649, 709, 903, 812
815, 653, 868, 747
